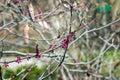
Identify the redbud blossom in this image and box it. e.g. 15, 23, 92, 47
23, 10, 28, 16
38, 9, 43, 14
61, 35, 71, 50
12, 0, 21, 3
16, 56, 22, 64
70, 31, 76, 37
3, 61, 9, 67
26, 53, 31, 60
48, 43, 57, 52
34, 16, 38, 20
35, 44, 42, 58
60, 31, 76, 50
35, 53, 42, 58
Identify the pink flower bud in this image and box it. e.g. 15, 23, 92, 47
23, 10, 28, 16
26, 53, 31, 60
3, 61, 9, 67
35, 44, 42, 58
16, 56, 22, 64
12, 0, 21, 3
38, 9, 43, 14
48, 43, 57, 52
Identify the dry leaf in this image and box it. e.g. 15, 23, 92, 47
38, 19, 51, 30
29, 3, 35, 21
24, 23, 30, 44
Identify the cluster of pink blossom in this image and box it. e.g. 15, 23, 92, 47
12, 0, 21, 3
61, 31, 76, 50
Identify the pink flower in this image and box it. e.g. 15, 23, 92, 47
26, 53, 31, 60
70, 31, 76, 37
66, 34, 71, 43
34, 16, 38, 20
3, 61, 9, 67
48, 43, 57, 52
35, 44, 42, 58
38, 9, 43, 14
71, 6, 76, 11
16, 56, 22, 64
36, 44, 39, 53
12, 0, 21, 3
35, 53, 42, 58
23, 10, 28, 16
61, 35, 71, 50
